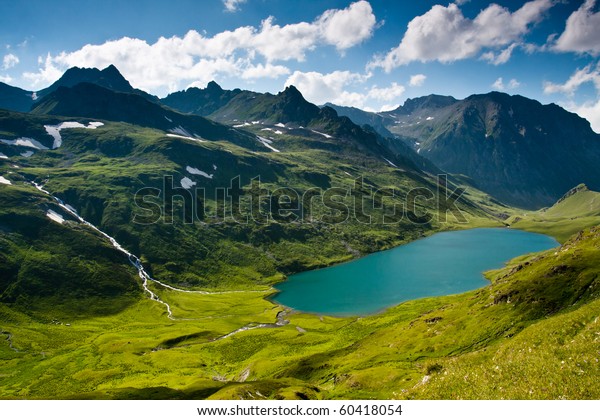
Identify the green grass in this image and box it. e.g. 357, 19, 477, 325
507, 185, 600, 242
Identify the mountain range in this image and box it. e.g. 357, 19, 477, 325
1, 65, 600, 399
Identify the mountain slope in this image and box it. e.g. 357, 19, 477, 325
36, 65, 158, 102
0, 82, 35, 112
334, 92, 600, 209
29, 82, 261, 149
209, 85, 439, 174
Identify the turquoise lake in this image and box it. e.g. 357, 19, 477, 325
273, 228, 559, 316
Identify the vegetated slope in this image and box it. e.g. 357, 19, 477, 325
0, 182, 140, 317
508, 184, 600, 242
333, 92, 600, 209
1, 107, 496, 295
0, 82, 34, 113
161, 81, 243, 116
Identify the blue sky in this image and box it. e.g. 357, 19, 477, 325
0, 0, 599, 130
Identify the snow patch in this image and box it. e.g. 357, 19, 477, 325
257, 136, 280, 152
274, 130, 283, 135
1, 137, 48, 150
261, 127, 273, 132
186, 166, 213, 179
0, 153, 8, 159
383, 158, 398, 168
169, 126, 203, 141
0, 175, 11, 185
164, 116, 173, 123
46, 209, 64, 224
44, 121, 104, 149
251, 121, 261, 125
180, 177, 196, 189
417, 148, 421, 154
310, 129, 332, 139
274, 123, 286, 128
213, 164, 218, 171
233, 122, 251, 128
20, 151, 34, 157
426, 116, 434, 121
166, 133, 205, 143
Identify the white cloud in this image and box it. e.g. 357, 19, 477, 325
0, 74, 13, 83
409, 74, 426, 87
316, 0, 376, 51
22, 2, 377, 94
369, 0, 553, 71
284, 70, 404, 109
379, 103, 400, 112
508, 78, 520, 89
554, 0, 600, 55
492, 77, 520, 91
2, 53, 19, 70
241, 63, 290, 79
367, 82, 405, 101
223, 0, 247, 12
543, 63, 600, 96
481, 42, 519, 65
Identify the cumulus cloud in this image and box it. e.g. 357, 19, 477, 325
241, 63, 290, 79
543, 63, 600, 96
22, 1, 377, 94
409, 74, 426, 87
223, 0, 247, 13
284, 70, 405, 109
369, 0, 553, 71
481, 42, 519, 65
2, 53, 19, 70
491, 77, 520, 91
316, 0, 376, 51
554, 0, 600, 55
0, 74, 13, 83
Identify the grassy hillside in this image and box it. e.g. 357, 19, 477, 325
508, 184, 600, 242
1, 220, 598, 399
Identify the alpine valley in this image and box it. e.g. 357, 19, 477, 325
1, 65, 599, 400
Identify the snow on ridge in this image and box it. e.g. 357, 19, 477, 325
166, 133, 206, 143
257, 136, 280, 152
164, 116, 173, 123
180, 177, 197, 189
46, 209, 64, 224
20, 151, 34, 158
310, 129, 332, 139
0, 175, 11, 185
383, 158, 398, 168
186, 165, 213, 179
1, 137, 49, 150
44, 121, 104, 149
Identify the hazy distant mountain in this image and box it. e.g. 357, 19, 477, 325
161, 81, 242, 116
